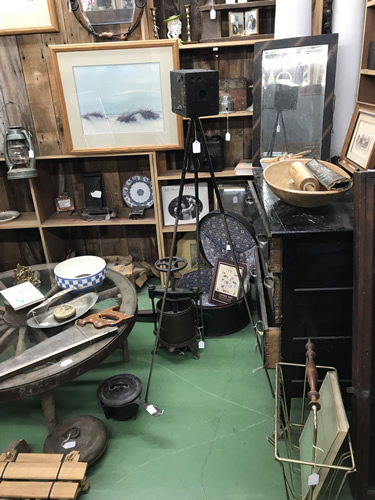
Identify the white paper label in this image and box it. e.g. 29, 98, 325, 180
146, 405, 157, 415
198, 340, 205, 349
225, 132, 231, 141
232, 196, 238, 204
210, 8, 216, 19
308, 473, 319, 486
28, 149, 34, 158
192, 140, 201, 154
91, 190, 102, 199
58, 199, 72, 208
60, 358, 73, 367
62, 441, 76, 449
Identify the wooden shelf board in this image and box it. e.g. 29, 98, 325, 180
158, 168, 236, 181
200, 1, 276, 11
368, 0, 375, 7
0, 151, 154, 162
162, 223, 197, 233
183, 110, 253, 120
0, 212, 39, 230
41, 208, 156, 228
361, 69, 375, 76
180, 35, 273, 50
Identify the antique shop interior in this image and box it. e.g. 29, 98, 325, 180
0, 0, 375, 499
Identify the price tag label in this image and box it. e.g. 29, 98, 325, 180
62, 441, 76, 450
146, 405, 158, 415
308, 473, 319, 486
210, 8, 216, 19
198, 340, 205, 349
225, 132, 231, 141
192, 140, 201, 154
28, 149, 34, 158
91, 190, 102, 199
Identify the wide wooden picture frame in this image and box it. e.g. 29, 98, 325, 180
339, 102, 375, 173
0, 0, 58, 35
208, 257, 247, 306
49, 40, 184, 155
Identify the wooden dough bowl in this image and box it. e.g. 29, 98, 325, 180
263, 159, 352, 208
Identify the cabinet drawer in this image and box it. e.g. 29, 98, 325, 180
283, 235, 353, 289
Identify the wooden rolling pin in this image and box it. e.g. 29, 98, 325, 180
305, 340, 321, 411
289, 161, 320, 191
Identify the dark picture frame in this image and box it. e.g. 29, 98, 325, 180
339, 102, 375, 173
228, 12, 244, 37
252, 34, 339, 166
208, 257, 247, 306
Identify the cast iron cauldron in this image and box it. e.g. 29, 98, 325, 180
97, 374, 162, 420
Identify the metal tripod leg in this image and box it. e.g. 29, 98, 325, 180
196, 118, 274, 397
145, 119, 196, 402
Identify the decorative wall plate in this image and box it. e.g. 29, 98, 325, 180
122, 176, 153, 208
0, 211, 20, 224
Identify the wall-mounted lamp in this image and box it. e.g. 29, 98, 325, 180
4, 127, 37, 180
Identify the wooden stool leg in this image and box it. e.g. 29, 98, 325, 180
40, 391, 58, 433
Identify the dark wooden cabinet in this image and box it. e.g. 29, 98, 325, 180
251, 168, 354, 402
351, 168, 375, 499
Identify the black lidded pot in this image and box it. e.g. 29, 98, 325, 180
97, 374, 143, 421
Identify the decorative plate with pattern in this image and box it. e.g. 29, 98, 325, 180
122, 176, 153, 208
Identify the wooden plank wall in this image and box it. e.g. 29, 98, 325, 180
0, 0, 157, 157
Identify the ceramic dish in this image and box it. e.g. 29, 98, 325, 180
54, 256, 107, 291
122, 175, 153, 208
263, 159, 352, 208
0, 211, 20, 224
26, 292, 98, 329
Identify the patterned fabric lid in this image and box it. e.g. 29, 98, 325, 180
199, 210, 256, 274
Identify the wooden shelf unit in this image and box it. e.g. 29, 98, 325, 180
154, 0, 275, 261
199, 0, 276, 11
358, 0, 375, 104
0, 152, 162, 271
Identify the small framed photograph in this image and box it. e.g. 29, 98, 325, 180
339, 103, 375, 173
208, 257, 247, 306
228, 12, 244, 37
161, 182, 209, 226
245, 9, 259, 35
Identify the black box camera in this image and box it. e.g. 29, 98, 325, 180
170, 69, 219, 118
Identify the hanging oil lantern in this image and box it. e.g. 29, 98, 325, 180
4, 126, 37, 180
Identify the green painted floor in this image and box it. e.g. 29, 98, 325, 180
0, 284, 354, 499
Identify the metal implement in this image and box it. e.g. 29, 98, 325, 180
27, 292, 98, 329
0, 321, 119, 382
76, 305, 133, 329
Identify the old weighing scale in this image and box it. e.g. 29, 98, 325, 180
0, 263, 137, 465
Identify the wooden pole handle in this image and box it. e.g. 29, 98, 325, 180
305, 341, 320, 410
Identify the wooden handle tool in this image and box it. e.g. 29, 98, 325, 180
290, 161, 320, 191
76, 305, 133, 329
305, 340, 321, 410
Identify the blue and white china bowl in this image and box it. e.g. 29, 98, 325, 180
54, 256, 106, 292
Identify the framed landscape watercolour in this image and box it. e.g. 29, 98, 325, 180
208, 257, 247, 306
340, 103, 375, 173
49, 40, 184, 154
0, 0, 58, 35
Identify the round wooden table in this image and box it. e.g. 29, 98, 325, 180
0, 264, 137, 432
